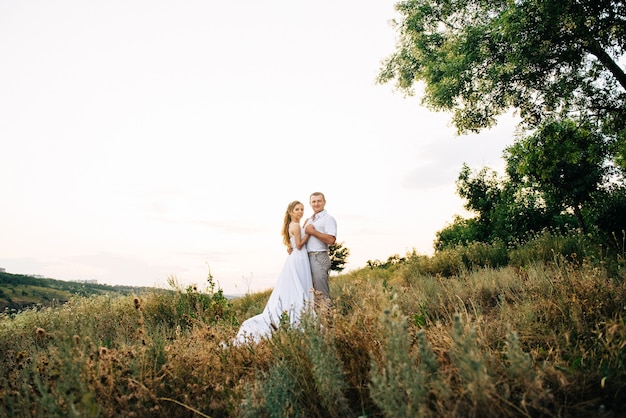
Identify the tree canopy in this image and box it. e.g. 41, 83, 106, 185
435, 122, 626, 252
505, 119, 613, 232
379, 0, 626, 252
378, 0, 626, 162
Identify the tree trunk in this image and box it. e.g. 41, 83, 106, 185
573, 204, 587, 234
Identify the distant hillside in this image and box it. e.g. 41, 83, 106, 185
0, 271, 153, 312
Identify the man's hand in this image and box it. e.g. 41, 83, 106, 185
287, 247, 293, 254
305, 224, 315, 235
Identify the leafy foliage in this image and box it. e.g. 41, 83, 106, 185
380, 0, 626, 254
505, 119, 614, 231
329, 241, 350, 272
378, 0, 626, 135
435, 118, 625, 252
435, 163, 575, 250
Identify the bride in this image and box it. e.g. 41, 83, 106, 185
234, 200, 314, 344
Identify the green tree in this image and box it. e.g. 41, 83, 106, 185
505, 119, 613, 232
378, 0, 626, 165
329, 242, 350, 273
434, 215, 481, 251
588, 186, 626, 251
435, 119, 623, 251
435, 163, 571, 250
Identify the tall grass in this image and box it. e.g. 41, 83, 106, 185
1, 231, 625, 417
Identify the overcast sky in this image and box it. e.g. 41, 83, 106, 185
1, 0, 518, 295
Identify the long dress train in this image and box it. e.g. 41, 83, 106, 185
234, 229, 314, 344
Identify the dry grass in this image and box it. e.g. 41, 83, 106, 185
1, 247, 625, 417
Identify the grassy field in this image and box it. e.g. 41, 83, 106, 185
0, 232, 624, 417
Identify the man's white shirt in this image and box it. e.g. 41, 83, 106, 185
305, 210, 337, 252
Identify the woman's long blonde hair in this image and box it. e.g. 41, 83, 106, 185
282, 201, 303, 248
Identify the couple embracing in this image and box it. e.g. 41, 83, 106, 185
234, 192, 337, 345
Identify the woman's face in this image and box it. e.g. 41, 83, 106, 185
291, 204, 304, 221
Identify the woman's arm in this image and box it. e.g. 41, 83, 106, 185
289, 222, 310, 250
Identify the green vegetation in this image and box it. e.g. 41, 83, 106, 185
1, 232, 624, 417
433, 128, 626, 254
0, 272, 152, 312
378, 0, 626, 157
329, 241, 350, 273
378, 0, 626, 261
2, 2, 624, 416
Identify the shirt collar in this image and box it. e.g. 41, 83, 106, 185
312, 210, 327, 221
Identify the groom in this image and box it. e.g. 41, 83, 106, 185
304, 192, 337, 311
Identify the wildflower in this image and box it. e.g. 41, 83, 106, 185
98, 347, 108, 357
133, 297, 141, 310
35, 327, 46, 338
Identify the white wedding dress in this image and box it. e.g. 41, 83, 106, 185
234, 229, 314, 345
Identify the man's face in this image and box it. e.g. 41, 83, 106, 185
310, 195, 325, 214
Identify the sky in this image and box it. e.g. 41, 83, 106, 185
1, 0, 519, 295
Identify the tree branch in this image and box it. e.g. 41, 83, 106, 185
586, 39, 626, 92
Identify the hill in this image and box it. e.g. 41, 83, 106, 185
0, 271, 152, 312
0, 232, 624, 416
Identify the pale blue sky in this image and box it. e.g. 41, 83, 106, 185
1, 0, 517, 294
